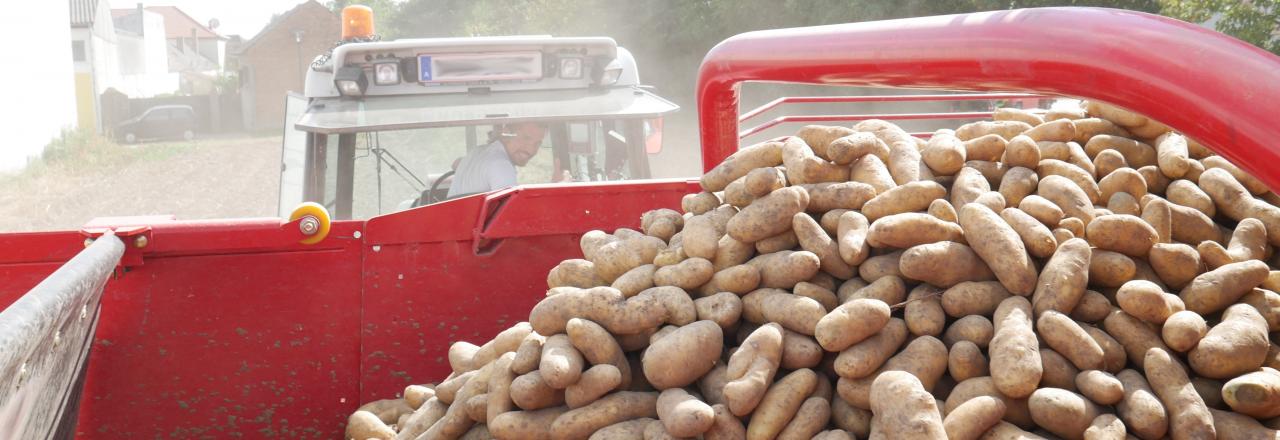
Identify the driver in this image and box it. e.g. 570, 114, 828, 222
447, 122, 547, 198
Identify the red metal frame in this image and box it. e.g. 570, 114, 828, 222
737, 93, 1045, 122
698, 7, 1280, 193
738, 112, 993, 139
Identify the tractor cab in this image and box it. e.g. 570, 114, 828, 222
279, 8, 679, 220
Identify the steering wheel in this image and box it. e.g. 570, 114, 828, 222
415, 170, 455, 207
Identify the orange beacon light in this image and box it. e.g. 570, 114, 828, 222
342, 5, 375, 40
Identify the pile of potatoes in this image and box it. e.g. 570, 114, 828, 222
347, 101, 1280, 440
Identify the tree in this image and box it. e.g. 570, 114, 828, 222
1160, 0, 1280, 54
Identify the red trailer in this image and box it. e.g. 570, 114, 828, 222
2, 7, 1278, 439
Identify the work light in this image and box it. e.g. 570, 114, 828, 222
335, 66, 368, 97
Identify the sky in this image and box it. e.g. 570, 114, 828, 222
131, 0, 316, 38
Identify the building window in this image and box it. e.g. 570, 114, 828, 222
72, 41, 86, 62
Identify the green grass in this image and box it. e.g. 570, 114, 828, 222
0, 129, 198, 188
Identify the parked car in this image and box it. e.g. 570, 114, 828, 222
115, 105, 197, 143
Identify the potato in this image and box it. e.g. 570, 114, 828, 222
1144, 348, 1216, 440
906, 285, 946, 337
1069, 290, 1113, 323
828, 131, 890, 165
799, 182, 876, 213
1038, 175, 1095, 225
702, 140, 784, 192
777, 397, 830, 440
703, 404, 747, 440
702, 264, 761, 296
834, 318, 908, 379
550, 392, 659, 440
948, 340, 991, 382
1085, 214, 1158, 258
942, 281, 1013, 318
1167, 179, 1215, 217
754, 229, 798, 254
1201, 218, 1268, 268
1085, 135, 1157, 167
867, 212, 965, 249
1024, 118, 1076, 142
1180, 260, 1270, 315
836, 211, 871, 266
1081, 326, 1128, 373
1083, 414, 1126, 440
901, 241, 996, 287
796, 125, 855, 159
961, 204, 1039, 295
793, 282, 838, 311
1204, 155, 1270, 195
945, 376, 1034, 429
746, 251, 821, 289
1188, 304, 1269, 379
1019, 195, 1065, 227
1000, 208, 1057, 258
1147, 243, 1200, 290
726, 186, 809, 243
1075, 370, 1124, 405
694, 292, 743, 330
922, 129, 967, 175
855, 119, 930, 184
815, 298, 891, 351
858, 250, 905, 282
836, 336, 948, 409
1108, 192, 1141, 216
831, 395, 873, 438
1039, 348, 1081, 391
683, 192, 721, 215
1037, 311, 1105, 370
746, 369, 818, 440
952, 166, 992, 210
1102, 309, 1170, 369
964, 133, 1009, 162
711, 234, 755, 272
842, 275, 906, 305
991, 297, 1043, 398
1028, 388, 1102, 440
1108, 369, 1168, 440
1093, 148, 1128, 179
724, 323, 782, 416
548, 259, 606, 289
741, 288, 824, 335
1039, 159, 1101, 203
565, 365, 621, 409
1116, 280, 1185, 324
980, 421, 1048, 439
397, 398, 449, 440
849, 154, 896, 194
612, 264, 658, 298
510, 371, 564, 410
870, 371, 947, 439
541, 334, 585, 389
587, 417, 653, 440
591, 235, 666, 283
944, 315, 995, 349
643, 321, 723, 389
1031, 238, 1091, 316
1242, 288, 1280, 331
996, 107, 1045, 126
1160, 310, 1208, 354
1200, 168, 1280, 246
655, 388, 714, 437
347, 411, 395, 440
653, 257, 714, 290
1210, 408, 1280, 440
956, 120, 1033, 141
793, 213, 855, 278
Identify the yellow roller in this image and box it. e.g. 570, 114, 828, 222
290, 202, 331, 245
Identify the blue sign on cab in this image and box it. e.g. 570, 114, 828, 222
418, 56, 432, 82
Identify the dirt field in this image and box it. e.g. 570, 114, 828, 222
0, 135, 282, 232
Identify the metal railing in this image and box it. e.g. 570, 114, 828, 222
0, 234, 123, 440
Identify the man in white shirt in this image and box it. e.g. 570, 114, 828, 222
447, 122, 547, 198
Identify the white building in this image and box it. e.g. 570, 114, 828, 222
70, 0, 121, 132
0, 0, 77, 172
112, 5, 180, 98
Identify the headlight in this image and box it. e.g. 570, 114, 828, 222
596, 59, 623, 85
559, 57, 584, 80
334, 66, 368, 97
373, 62, 400, 85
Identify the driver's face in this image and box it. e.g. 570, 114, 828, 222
503, 124, 546, 166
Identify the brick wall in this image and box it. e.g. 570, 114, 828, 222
240, 1, 339, 131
